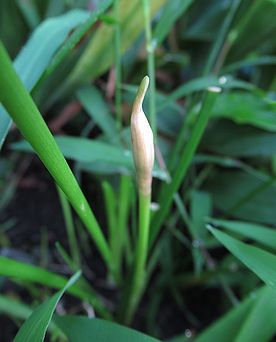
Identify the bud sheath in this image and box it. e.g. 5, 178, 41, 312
131, 76, 154, 195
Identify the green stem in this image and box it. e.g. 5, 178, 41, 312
114, 0, 122, 129
203, 0, 241, 75
123, 190, 151, 324
149, 87, 221, 246
57, 186, 81, 268
102, 180, 120, 282
0, 41, 112, 270
142, 0, 157, 138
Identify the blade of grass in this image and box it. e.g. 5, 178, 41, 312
56, 186, 81, 268
13, 271, 81, 342
0, 256, 110, 318
150, 87, 221, 246
142, 0, 157, 137
203, 0, 241, 75
0, 9, 91, 150
0, 42, 112, 271
114, 0, 122, 129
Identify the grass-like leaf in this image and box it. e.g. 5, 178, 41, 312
14, 271, 80, 342
0, 9, 90, 149
55, 315, 161, 342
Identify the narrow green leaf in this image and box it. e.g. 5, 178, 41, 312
209, 218, 276, 251
76, 85, 117, 139
150, 87, 221, 245
14, 271, 81, 342
11, 136, 168, 180
44, 0, 113, 78
54, 315, 161, 342
0, 295, 32, 321
192, 287, 262, 342
212, 92, 276, 133
235, 286, 276, 342
157, 76, 255, 111
0, 43, 111, 267
208, 227, 276, 289
66, 0, 166, 85
0, 256, 108, 317
0, 9, 90, 149
153, 0, 193, 45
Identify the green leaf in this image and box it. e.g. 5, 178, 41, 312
0, 9, 90, 149
12, 136, 132, 168
150, 88, 220, 245
153, 0, 193, 45
14, 271, 81, 342
44, 0, 113, 79
235, 286, 276, 342
0, 256, 108, 317
191, 286, 263, 342
11, 136, 168, 180
0, 43, 111, 268
204, 170, 276, 225
76, 85, 117, 139
157, 76, 255, 111
209, 218, 276, 251
0, 295, 32, 321
66, 0, 166, 84
211, 92, 276, 132
208, 227, 276, 289
54, 315, 161, 342
204, 121, 276, 157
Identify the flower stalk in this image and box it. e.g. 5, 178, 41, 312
123, 76, 154, 323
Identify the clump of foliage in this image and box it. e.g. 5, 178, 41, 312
0, 0, 276, 341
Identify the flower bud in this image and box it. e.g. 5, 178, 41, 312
131, 76, 154, 196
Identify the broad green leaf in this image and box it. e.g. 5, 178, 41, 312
208, 227, 276, 289
235, 286, 276, 342
229, 0, 276, 60
212, 92, 276, 132
11, 136, 168, 180
0, 295, 32, 321
191, 191, 212, 240
190, 190, 212, 274
14, 271, 80, 342
54, 315, 161, 342
204, 170, 276, 225
0, 9, 90, 149
12, 136, 132, 168
191, 287, 262, 342
153, 0, 193, 45
209, 218, 276, 251
204, 121, 276, 157
76, 85, 117, 139
0, 256, 107, 317
157, 76, 255, 111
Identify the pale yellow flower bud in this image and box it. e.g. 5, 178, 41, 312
131, 76, 154, 196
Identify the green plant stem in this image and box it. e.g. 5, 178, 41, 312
149, 88, 221, 246
0, 41, 112, 271
142, 0, 157, 138
114, 0, 122, 129
203, 0, 241, 75
57, 186, 81, 268
123, 190, 151, 324
102, 180, 120, 282
116, 176, 132, 276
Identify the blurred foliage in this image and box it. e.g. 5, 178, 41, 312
1, 0, 276, 341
